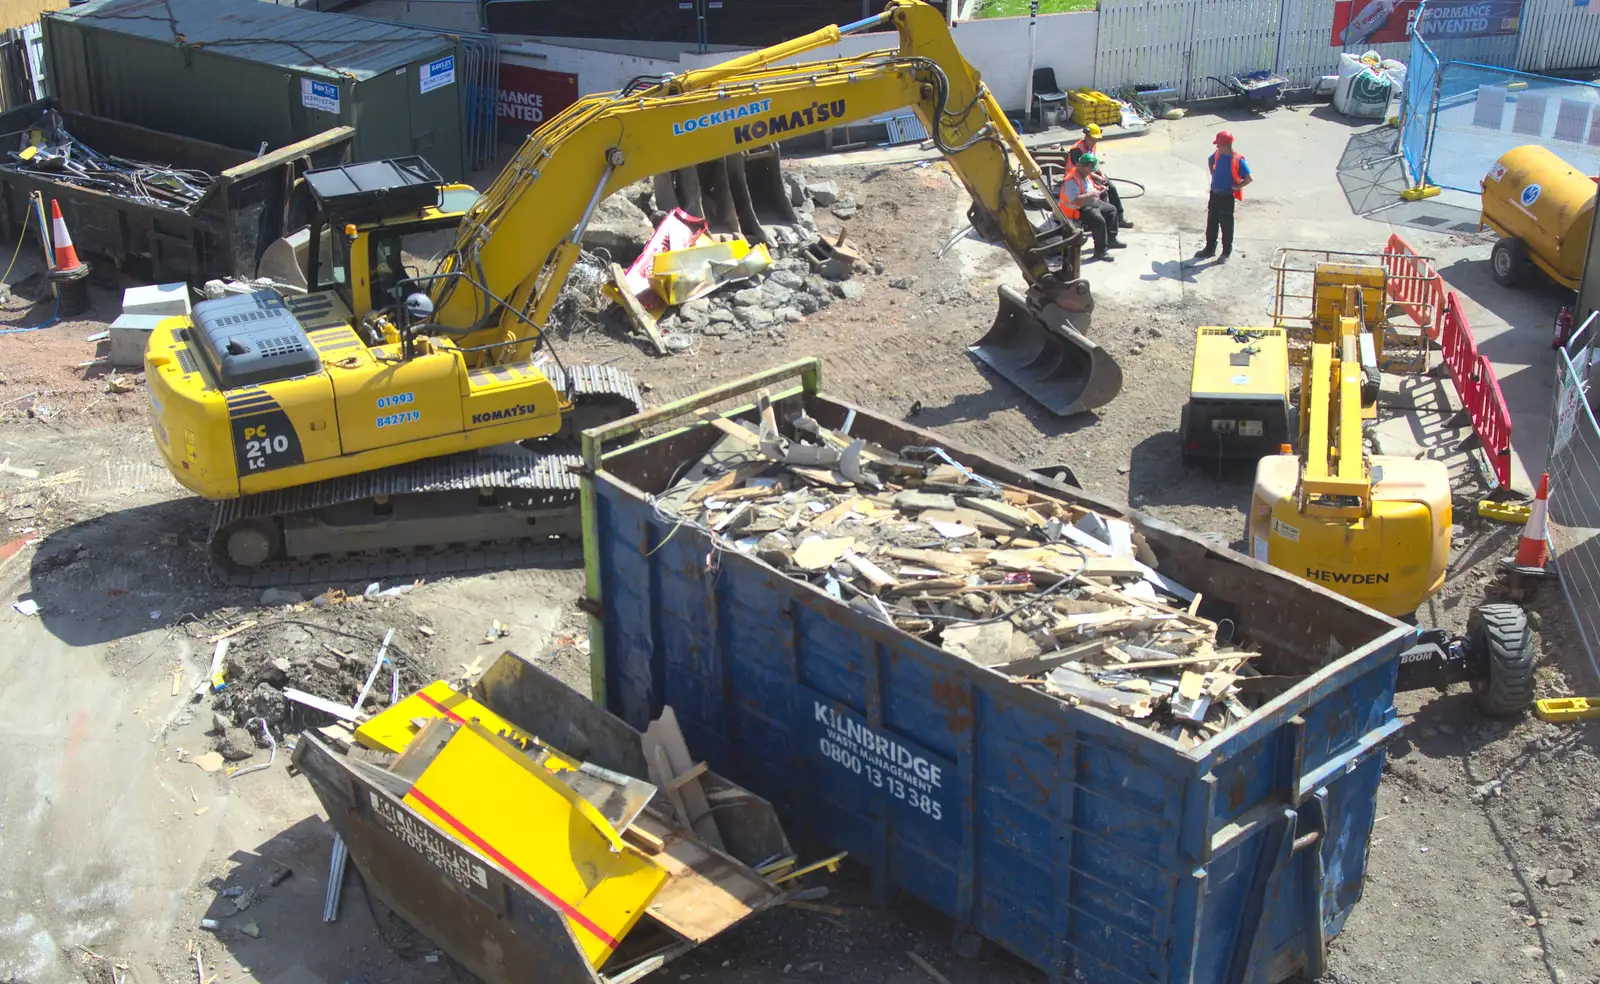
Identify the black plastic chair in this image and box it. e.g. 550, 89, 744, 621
1033, 67, 1068, 130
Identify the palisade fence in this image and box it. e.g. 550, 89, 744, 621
1546, 319, 1600, 679
0, 22, 42, 113
1095, 0, 1600, 108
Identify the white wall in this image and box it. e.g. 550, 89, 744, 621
498, 9, 1099, 115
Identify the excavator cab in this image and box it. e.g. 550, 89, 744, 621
257, 157, 481, 323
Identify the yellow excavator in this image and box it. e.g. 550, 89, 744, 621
144, 0, 1118, 584
1246, 261, 1452, 618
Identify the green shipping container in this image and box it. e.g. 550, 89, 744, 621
41, 0, 466, 180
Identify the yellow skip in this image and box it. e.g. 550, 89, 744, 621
404, 720, 667, 967
1534, 697, 1600, 723
1478, 499, 1532, 525
355, 680, 538, 754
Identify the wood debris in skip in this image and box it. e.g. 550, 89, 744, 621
661, 409, 1279, 742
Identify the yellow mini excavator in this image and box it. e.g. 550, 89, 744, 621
1246, 261, 1452, 618
144, 0, 1118, 584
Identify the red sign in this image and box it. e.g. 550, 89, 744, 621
498, 64, 579, 133
1330, 0, 1524, 47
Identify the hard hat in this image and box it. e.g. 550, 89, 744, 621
1085, 124, 1101, 138
404, 292, 435, 321
1214, 129, 1235, 144
1077, 153, 1098, 168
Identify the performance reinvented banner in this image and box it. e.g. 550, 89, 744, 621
1331, 0, 1524, 46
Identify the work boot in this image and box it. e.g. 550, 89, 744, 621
1219, 250, 1231, 262
1193, 247, 1215, 259
1092, 249, 1114, 263
1119, 218, 1135, 228
1107, 240, 1128, 249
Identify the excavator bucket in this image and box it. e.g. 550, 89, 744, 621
655, 146, 801, 247
969, 284, 1123, 416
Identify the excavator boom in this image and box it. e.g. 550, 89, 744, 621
428, 0, 1118, 414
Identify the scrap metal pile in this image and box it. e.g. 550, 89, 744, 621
3, 110, 214, 210
658, 406, 1276, 746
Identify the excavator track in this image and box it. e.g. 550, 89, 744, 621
210, 365, 641, 588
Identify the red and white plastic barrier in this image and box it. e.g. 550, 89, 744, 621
1381, 232, 1446, 342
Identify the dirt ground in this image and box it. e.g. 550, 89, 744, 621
2, 109, 1598, 984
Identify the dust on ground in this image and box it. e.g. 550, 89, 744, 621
1, 138, 1596, 984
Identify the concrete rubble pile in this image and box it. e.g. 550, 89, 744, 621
584, 171, 866, 353
203, 587, 427, 761
657, 409, 1284, 746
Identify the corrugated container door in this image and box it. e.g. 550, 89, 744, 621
407, 49, 466, 180
348, 68, 411, 169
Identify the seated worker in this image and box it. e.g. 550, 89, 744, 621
1066, 124, 1132, 229
1058, 154, 1125, 263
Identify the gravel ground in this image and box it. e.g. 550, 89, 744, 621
1, 148, 1595, 984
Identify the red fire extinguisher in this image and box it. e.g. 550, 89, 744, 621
1553, 305, 1574, 350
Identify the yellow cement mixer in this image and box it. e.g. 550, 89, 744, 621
1480, 145, 1596, 289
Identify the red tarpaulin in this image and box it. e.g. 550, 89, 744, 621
498, 64, 579, 134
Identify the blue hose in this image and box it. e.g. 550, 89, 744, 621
0, 292, 62, 334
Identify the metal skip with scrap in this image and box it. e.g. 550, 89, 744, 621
652, 400, 1305, 745
3, 110, 215, 210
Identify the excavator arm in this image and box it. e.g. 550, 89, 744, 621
426, 0, 1102, 411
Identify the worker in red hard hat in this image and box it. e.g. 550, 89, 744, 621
1194, 130, 1251, 261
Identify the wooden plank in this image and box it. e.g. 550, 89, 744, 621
688, 471, 743, 503
694, 409, 763, 449
632, 812, 777, 942
622, 824, 665, 855
645, 708, 725, 850
713, 485, 782, 503
666, 760, 708, 791
813, 496, 867, 528
650, 744, 691, 827
1116, 650, 1259, 672
885, 547, 975, 574
842, 552, 898, 592
756, 387, 778, 442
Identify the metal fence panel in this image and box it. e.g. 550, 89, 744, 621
1518, 0, 1600, 75
1546, 340, 1600, 679
1401, 29, 1437, 184
1425, 60, 1600, 193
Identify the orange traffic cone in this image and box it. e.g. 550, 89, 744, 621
1509, 473, 1551, 572
49, 199, 84, 272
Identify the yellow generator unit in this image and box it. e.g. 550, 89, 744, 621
1480, 145, 1596, 289
1180, 326, 1291, 467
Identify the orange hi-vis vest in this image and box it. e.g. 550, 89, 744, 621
1069, 137, 1094, 160
1057, 173, 1092, 219
1209, 151, 1245, 201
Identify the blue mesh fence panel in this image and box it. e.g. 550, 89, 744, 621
1401, 30, 1437, 185
1426, 61, 1600, 193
